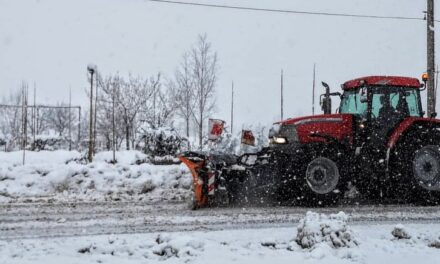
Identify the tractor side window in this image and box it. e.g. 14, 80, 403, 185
390, 89, 420, 117
404, 90, 421, 117
339, 90, 367, 116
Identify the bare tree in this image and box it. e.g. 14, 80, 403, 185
47, 103, 70, 136
97, 74, 125, 150
191, 34, 218, 148
0, 91, 22, 150
172, 52, 195, 139
117, 74, 154, 150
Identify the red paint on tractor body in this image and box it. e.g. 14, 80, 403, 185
279, 114, 354, 145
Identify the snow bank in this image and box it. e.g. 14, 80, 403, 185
0, 151, 192, 203
296, 211, 358, 249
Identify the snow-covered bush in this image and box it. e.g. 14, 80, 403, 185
152, 234, 204, 259
391, 224, 411, 240
296, 211, 358, 249
429, 239, 440, 248
32, 134, 71, 151
210, 125, 269, 155
0, 136, 6, 147
138, 127, 187, 158
211, 132, 241, 155
93, 150, 148, 165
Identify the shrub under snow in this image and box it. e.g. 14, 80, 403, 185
391, 224, 412, 240
296, 211, 358, 249
152, 234, 204, 259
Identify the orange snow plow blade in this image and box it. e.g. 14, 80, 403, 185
179, 153, 209, 207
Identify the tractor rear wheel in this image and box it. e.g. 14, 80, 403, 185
410, 145, 440, 204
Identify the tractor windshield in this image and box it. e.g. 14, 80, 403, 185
340, 87, 422, 118
339, 90, 368, 117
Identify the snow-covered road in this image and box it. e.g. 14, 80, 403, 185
2, 201, 440, 240
2, 201, 440, 264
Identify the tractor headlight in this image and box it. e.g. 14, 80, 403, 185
269, 123, 298, 145
272, 136, 287, 144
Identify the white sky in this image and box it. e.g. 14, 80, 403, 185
0, 0, 438, 130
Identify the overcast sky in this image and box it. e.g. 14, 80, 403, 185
0, 0, 438, 131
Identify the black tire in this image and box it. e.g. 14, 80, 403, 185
300, 156, 344, 206
410, 145, 440, 205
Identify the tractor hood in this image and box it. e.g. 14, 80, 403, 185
273, 114, 354, 145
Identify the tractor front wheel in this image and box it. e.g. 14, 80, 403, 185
301, 156, 343, 206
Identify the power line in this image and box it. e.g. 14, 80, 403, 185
146, 0, 435, 22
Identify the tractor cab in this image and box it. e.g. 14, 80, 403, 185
338, 76, 424, 146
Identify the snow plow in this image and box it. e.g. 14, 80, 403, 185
180, 75, 440, 208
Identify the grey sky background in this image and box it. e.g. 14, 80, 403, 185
0, 0, 437, 131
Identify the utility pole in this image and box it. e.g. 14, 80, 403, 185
281, 69, 284, 120
68, 87, 72, 151
312, 64, 316, 115
112, 83, 116, 163
21, 83, 28, 165
231, 81, 234, 134
87, 64, 96, 162
427, 0, 436, 117
32, 83, 36, 149
78, 107, 81, 149
93, 72, 99, 151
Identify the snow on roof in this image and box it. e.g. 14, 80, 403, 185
343, 76, 422, 90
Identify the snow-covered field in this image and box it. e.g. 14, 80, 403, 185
0, 150, 192, 203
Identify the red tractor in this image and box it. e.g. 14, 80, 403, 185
181, 75, 440, 208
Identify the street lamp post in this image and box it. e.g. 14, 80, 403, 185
87, 64, 97, 162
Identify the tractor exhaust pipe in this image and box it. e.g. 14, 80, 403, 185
321, 82, 332, 114
320, 82, 342, 115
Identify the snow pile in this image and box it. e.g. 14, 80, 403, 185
0, 151, 192, 203
77, 237, 136, 258
151, 234, 204, 259
391, 224, 412, 240
76, 233, 204, 261
429, 239, 440, 248
296, 211, 358, 249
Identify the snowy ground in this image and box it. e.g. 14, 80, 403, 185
2, 219, 440, 263
2, 151, 440, 263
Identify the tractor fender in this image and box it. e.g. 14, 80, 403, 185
385, 117, 440, 171
386, 117, 440, 149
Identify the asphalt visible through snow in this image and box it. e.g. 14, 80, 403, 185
1, 201, 440, 240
